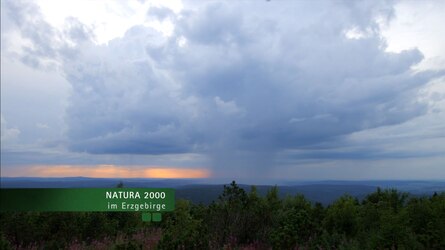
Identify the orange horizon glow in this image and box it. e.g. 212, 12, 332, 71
4, 165, 211, 179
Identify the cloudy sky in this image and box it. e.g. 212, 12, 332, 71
1, 0, 445, 182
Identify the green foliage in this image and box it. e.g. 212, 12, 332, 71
406, 193, 445, 249
0, 232, 12, 250
157, 200, 207, 249
271, 195, 315, 249
1, 183, 444, 249
203, 181, 252, 246
325, 195, 359, 237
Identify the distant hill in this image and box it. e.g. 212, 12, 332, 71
1, 177, 444, 205
0, 177, 200, 188
174, 184, 380, 205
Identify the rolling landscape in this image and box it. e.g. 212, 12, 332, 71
2, 177, 444, 205
1, 178, 445, 249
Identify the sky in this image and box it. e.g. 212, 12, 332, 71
1, 0, 445, 182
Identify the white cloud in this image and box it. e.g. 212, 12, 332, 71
36, 123, 49, 129
214, 97, 244, 116
1, 115, 21, 142
380, 0, 445, 70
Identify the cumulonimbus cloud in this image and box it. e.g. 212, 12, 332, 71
2, 0, 443, 175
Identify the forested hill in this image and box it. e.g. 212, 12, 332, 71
2, 177, 444, 205
175, 184, 379, 205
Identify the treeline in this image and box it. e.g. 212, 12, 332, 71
1, 181, 444, 249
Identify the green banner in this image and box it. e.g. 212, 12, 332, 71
0, 188, 175, 212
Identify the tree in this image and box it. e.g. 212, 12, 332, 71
157, 200, 207, 249
271, 195, 315, 249
324, 195, 359, 238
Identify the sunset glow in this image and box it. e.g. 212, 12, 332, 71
5, 165, 211, 179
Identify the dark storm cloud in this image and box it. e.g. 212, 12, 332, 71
63, 1, 438, 159
3, 0, 443, 174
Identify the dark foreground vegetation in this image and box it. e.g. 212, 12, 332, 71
1, 181, 444, 249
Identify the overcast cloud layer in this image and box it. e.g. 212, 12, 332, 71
1, 0, 445, 180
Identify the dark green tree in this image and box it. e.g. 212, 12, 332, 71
157, 200, 207, 249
